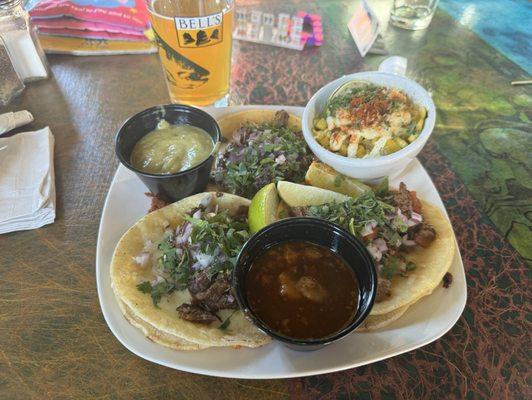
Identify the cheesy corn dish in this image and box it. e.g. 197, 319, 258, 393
312, 82, 427, 158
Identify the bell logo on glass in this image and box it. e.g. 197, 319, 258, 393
175, 12, 223, 48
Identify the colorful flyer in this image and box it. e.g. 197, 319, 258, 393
29, 0, 150, 30
347, 0, 380, 57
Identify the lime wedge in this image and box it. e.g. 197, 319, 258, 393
277, 181, 350, 207
248, 183, 279, 234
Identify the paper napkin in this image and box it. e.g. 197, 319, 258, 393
0, 127, 56, 234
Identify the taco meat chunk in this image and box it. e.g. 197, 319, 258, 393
145, 192, 169, 213
236, 205, 249, 217
191, 275, 237, 312
187, 270, 212, 295
392, 182, 422, 217
409, 222, 436, 247
376, 278, 392, 301
274, 110, 290, 127
176, 304, 219, 324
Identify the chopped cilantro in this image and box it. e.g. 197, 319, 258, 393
185, 210, 249, 278
305, 192, 420, 281
212, 121, 312, 198
136, 281, 176, 307
391, 214, 409, 234
219, 310, 238, 331
326, 83, 379, 116
137, 209, 250, 305
306, 192, 394, 237
136, 281, 152, 294
406, 261, 416, 271
381, 256, 400, 280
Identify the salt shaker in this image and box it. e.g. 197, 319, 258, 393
0, 0, 48, 83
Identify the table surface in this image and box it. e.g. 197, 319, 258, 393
1, 0, 530, 399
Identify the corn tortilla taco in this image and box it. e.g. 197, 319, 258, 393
278, 180, 455, 320
111, 192, 269, 349
369, 200, 454, 315
211, 109, 313, 199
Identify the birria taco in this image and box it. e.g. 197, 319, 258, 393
110, 192, 269, 350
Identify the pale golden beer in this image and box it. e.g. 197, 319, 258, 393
148, 0, 234, 106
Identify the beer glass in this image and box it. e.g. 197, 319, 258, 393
148, 0, 234, 106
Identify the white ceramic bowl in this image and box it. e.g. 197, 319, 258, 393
302, 72, 436, 182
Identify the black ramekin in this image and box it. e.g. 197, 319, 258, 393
114, 104, 220, 202
233, 217, 377, 351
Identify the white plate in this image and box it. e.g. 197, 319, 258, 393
96, 105, 466, 379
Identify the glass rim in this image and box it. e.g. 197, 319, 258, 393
147, 0, 233, 22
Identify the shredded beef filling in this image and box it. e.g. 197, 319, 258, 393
137, 198, 250, 325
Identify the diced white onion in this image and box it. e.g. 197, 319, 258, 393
192, 209, 202, 219
275, 154, 286, 165
134, 252, 150, 267
151, 275, 164, 285
361, 220, 377, 237
190, 261, 203, 271
195, 253, 213, 269
408, 212, 423, 227
366, 238, 388, 261
175, 223, 192, 245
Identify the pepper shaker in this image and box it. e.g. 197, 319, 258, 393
0, 35, 24, 106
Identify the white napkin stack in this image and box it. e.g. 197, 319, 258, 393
0, 127, 56, 234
